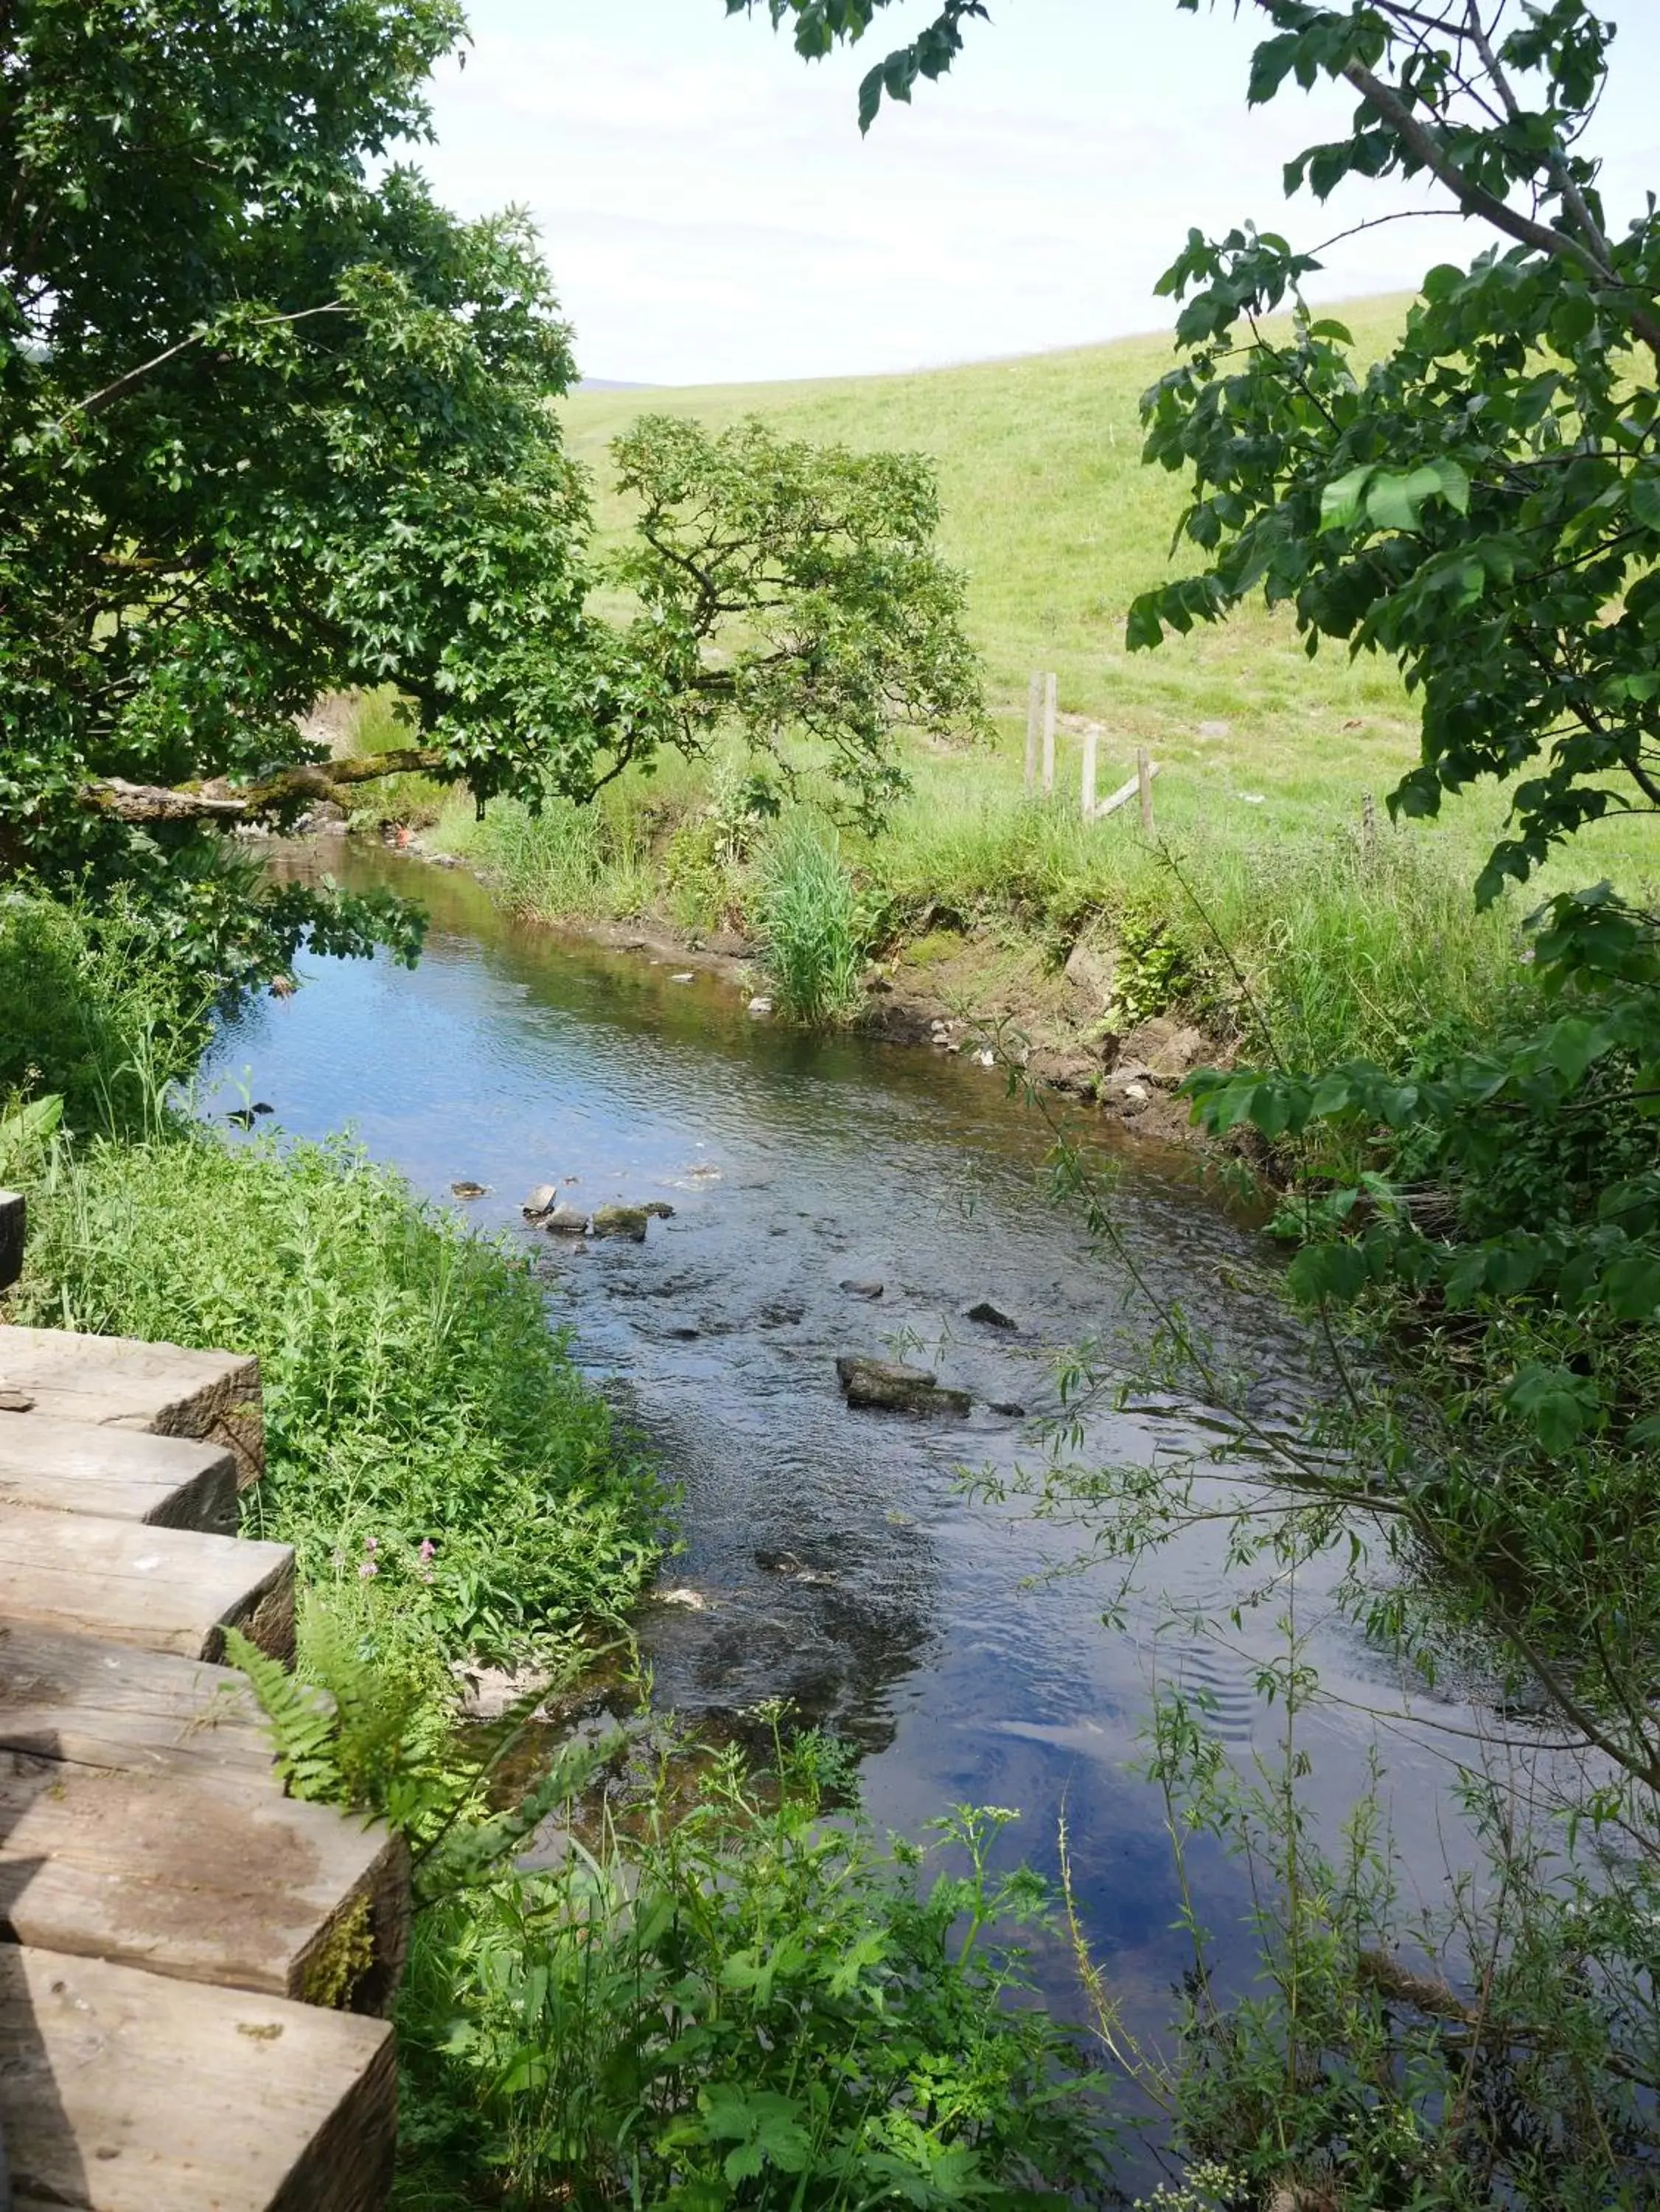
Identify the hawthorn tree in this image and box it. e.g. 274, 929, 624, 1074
612, 414, 982, 827
1, 0, 978, 987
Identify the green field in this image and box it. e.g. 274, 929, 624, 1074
413, 303, 1660, 1069
554, 305, 1656, 895
562, 305, 1422, 826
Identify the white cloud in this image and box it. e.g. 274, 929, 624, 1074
415, 0, 1660, 385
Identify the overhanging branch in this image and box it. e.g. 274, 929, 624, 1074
82, 746, 448, 824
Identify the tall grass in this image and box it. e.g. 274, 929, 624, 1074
753, 818, 873, 1023
0, 892, 203, 1135
860, 781, 1524, 1065
442, 791, 660, 922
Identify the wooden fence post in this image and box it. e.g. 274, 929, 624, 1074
1024, 675, 1041, 794
1137, 747, 1155, 835
1081, 726, 1098, 821
1042, 673, 1057, 797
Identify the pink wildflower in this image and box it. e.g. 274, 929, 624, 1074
418, 1539, 436, 1562
358, 1559, 378, 1579
363, 1534, 379, 1552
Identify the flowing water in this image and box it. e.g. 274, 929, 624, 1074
209, 844, 1487, 2054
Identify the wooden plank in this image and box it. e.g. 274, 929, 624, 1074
0, 1190, 21, 1292
0, 1506, 295, 1663
1041, 672, 1057, 796
0, 1621, 276, 1786
1094, 758, 1161, 821
0, 1324, 264, 1489
0, 1759, 408, 2009
0, 1413, 237, 1533
0, 1944, 397, 2211
1023, 673, 1041, 793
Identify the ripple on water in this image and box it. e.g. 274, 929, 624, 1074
211, 847, 1493, 2051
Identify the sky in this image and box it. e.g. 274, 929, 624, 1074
415, 1, 1660, 387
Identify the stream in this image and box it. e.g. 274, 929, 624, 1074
208, 844, 1490, 2059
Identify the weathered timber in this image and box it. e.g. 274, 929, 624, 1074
0, 1621, 273, 1785
1093, 758, 1161, 821
0, 1190, 21, 1292
0, 1413, 237, 1533
0, 1324, 264, 1487
0, 1944, 397, 2211
0, 1761, 408, 2008
0, 1506, 295, 1662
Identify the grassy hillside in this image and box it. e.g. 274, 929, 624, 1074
396, 305, 1660, 1080
557, 308, 1657, 897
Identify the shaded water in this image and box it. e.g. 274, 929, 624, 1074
209, 846, 1483, 2053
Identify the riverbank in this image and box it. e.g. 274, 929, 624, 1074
351, 748, 1530, 1164
0, 884, 1129, 2205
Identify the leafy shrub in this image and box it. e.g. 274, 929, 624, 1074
17, 1125, 665, 1668
1107, 905, 1203, 1031
404, 1737, 1115, 2209
0, 891, 198, 1134
754, 818, 876, 1024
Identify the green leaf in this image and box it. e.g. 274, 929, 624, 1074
1628, 470, 1660, 532
1364, 466, 1443, 533
1286, 1240, 1370, 1303
1502, 1363, 1601, 1451
1319, 465, 1373, 532
1431, 456, 1471, 515
1601, 1253, 1660, 1321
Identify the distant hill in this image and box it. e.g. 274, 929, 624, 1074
562, 302, 1417, 775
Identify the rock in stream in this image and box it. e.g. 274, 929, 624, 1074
835, 1355, 972, 1417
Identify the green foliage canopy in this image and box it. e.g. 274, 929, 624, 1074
1, 0, 980, 984
612, 414, 983, 827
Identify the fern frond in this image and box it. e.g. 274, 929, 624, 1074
222, 1624, 339, 1801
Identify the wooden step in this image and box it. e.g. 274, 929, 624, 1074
0, 1324, 264, 1488
0, 1412, 237, 1533
0, 1621, 274, 1785
0, 1759, 409, 2009
0, 1507, 295, 1663
0, 1944, 396, 2211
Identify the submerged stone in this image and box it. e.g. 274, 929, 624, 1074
964, 1300, 1017, 1332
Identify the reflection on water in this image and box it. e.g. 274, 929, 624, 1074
209, 846, 1486, 2051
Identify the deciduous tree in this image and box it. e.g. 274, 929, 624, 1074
1, 0, 979, 985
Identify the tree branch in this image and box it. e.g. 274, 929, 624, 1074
81, 746, 448, 824
52, 300, 348, 433
1336, 55, 1660, 361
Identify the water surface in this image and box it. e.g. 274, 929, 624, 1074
208, 845, 1485, 2054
